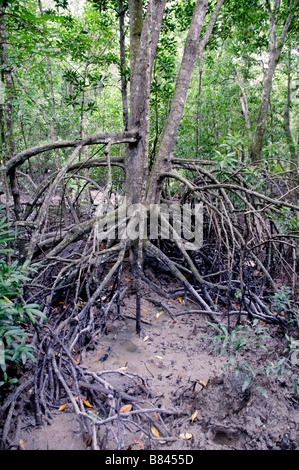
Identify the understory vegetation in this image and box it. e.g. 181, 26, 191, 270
0, 0, 298, 450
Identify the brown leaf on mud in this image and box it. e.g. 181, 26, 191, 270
58, 403, 68, 411
73, 355, 80, 364
19, 439, 26, 450
134, 439, 144, 449
82, 399, 93, 408
179, 433, 192, 440
151, 425, 160, 438
120, 404, 132, 414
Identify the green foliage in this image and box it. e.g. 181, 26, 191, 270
0, 210, 46, 387
206, 319, 270, 359
270, 286, 293, 315
269, 205, 299, 233
264, 334, 299, 395
212, 133, 247, 170
206, 315, 299, 396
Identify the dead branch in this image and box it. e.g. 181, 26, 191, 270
1, 130, 138, 174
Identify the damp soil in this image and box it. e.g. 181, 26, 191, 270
18, 284, 299, 451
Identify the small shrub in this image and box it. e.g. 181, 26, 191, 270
0, 208, 46, 386
206, 317, 299, 396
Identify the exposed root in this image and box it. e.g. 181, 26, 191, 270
0, 156, 298, 449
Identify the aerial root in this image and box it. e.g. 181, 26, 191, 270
1, 162, 298, 448
27, 201, 295, 338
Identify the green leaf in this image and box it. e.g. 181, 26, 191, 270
256, 386, 268, 397
242, 377, 251, 391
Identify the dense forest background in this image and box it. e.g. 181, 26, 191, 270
0, 0, 298, 451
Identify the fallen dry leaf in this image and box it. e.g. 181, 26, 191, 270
143, 335, 149, 342
180, 433, 192, 440
58, 403, 68, 411
191, 410, 198, 422
19, 439, 26, 450
82, 399, 93, 408
120, 404, 132, 414
151, 425, 160, 438
73, 355, 80, 364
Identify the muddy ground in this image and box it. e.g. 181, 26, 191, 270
15, 274, 299, 452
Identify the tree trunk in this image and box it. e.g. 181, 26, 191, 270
283, 49, 298, 202
146, 0, 209, 203
125, 0, 166, 205
0, 9, 22, 221
117, 0, 129, 130
235, 67, 253, 146
128, 0, 143, 79
250, 0, 299, 163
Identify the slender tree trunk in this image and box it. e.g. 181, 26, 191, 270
125, 0, 166, 205
146, 0, 210, 203
39, 0, 71, 225
283, 49, 298, 202
283, 50, 297, 169
128, 0, 143, 80
146, 0, 224, 202
196, 67, 202, 159
38, 0, 62, 167
117, 0, 129, 130
250, 0, 299, 162
235, 67, 253, 146
0, 64, 5, 165
0, 9, 22, 220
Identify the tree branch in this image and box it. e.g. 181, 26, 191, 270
1, 130, 139, 173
